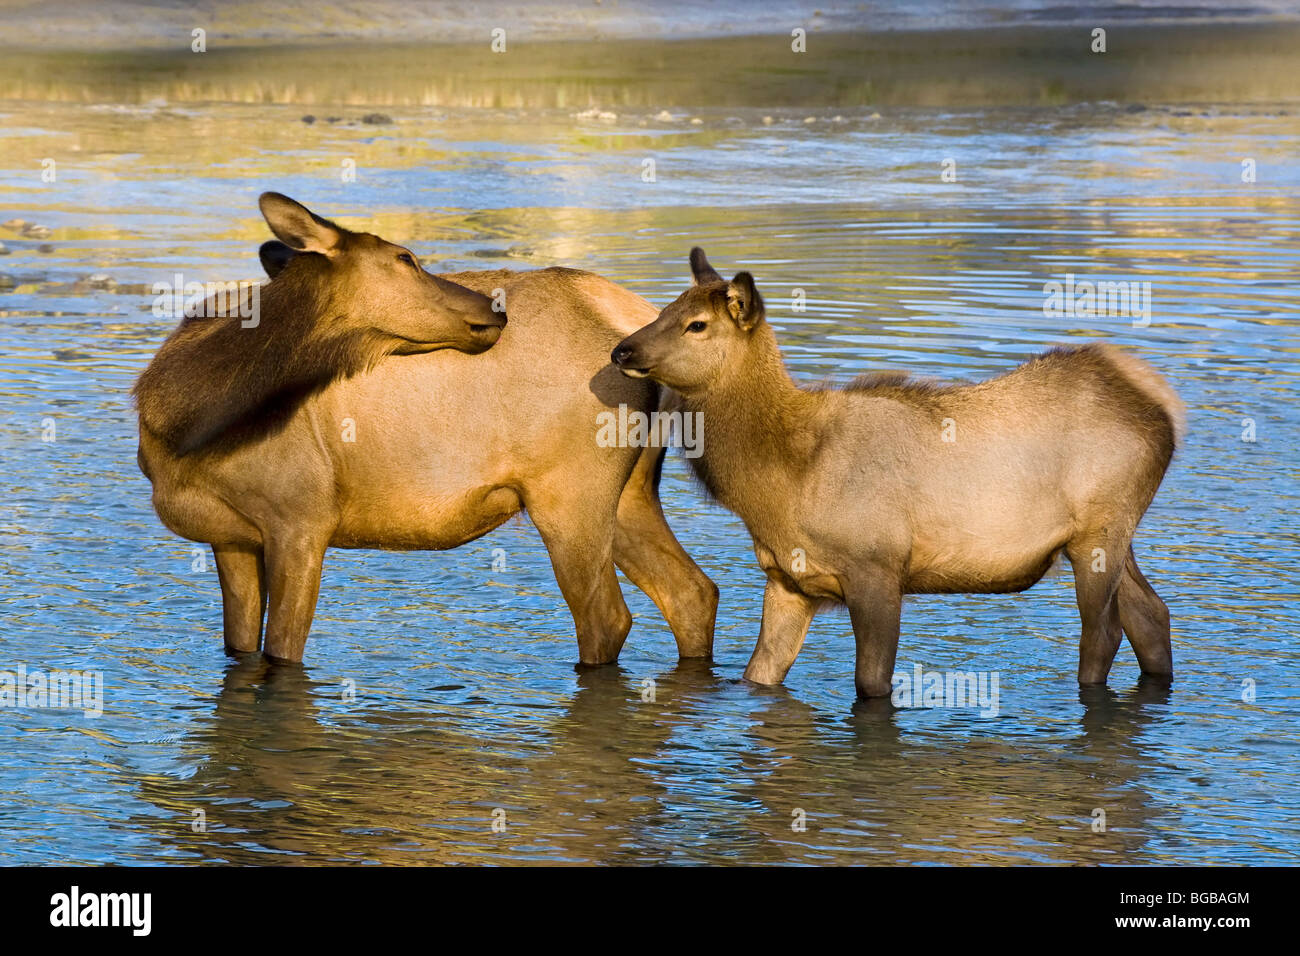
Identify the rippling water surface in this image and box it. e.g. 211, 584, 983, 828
0, 83, 1297, 864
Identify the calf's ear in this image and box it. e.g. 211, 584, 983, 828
690, 246, 723, 285
726, 272, 765, 331
259, 192, 343, 256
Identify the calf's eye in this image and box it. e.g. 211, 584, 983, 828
397, 253, 418, 268
686, 321, 708, 333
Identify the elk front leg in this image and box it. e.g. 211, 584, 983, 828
213, 544, 266, 653
529, 490, 632, 666
261, 533, 328, 664
743, 575, 817, 685
844, 567, 903, 700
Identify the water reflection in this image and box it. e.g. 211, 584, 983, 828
117, 656, 1191, 864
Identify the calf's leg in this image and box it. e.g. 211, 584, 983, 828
844, 566, 904, 699
1068, 536, 1128, 685
743, 576, 817, 685
1118, 547, 1173, 679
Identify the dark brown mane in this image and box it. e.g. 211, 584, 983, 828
132, 252, 390, 455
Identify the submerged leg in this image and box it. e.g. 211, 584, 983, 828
743, 576, 817, 685
613, 445, 718, 659
529, 489, 632, 666
1118, 546, 1173, 679
844, 566, 904, 699
213, 544, 266, 653
261, 533, 328, 663
1068, 536, 1128, 685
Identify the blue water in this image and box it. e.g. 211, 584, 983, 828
0, 96, 1297, 864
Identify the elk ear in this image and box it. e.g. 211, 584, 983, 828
726, 272, 764, 331
258, 192, 343, 256
258, 240, 296, 278
690, 246, 723, 285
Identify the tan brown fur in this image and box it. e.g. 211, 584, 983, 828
612, 248, 1181, 699
136, 196, 717, 667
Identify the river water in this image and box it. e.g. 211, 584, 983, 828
0, 36, 1297, 864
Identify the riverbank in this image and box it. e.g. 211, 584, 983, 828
3, 20, 1300, 108
5, 0, 1300, 50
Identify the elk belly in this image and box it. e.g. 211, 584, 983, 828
905, 520, 1070, 595
332, 485, 523, 551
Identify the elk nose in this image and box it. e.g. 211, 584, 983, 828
611, 343, 634, 367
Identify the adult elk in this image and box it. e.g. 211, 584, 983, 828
135, 194, 717, 666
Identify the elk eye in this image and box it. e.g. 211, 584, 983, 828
686, 320, 708, 334
397, 253, 418, 268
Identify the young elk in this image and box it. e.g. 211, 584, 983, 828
612, 249, 1183, 699
135, 194, 717, 666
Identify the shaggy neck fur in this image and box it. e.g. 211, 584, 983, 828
133, 257, 390, 456
682, 322, 823, 520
